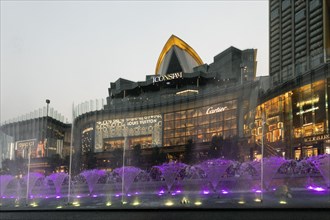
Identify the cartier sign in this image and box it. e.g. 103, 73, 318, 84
206, 106, 228, 115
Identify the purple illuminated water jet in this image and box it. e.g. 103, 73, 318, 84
23, 172, 44, 197
196, 159, 232, 193
310, 154, 330, 188
81, 169, 106, 195
45, 172, 68, 196
114, 166, 142, 194
153, 162, 187, 193
250, 157, 286, 190
203, 190, 210, 195
0, 175, 15, 198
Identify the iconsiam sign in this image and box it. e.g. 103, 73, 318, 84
152, 72, 183, 83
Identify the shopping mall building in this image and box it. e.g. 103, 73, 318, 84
66, 18, 330, 168
72, 35, 263, 168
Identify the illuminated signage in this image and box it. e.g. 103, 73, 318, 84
82, 127, 94, 134
95, 115, 163, 152
16, 140, 36, 149
152, 72, 183, 83
206, 106, 228, 115
304, 134, 330, 143
126, 116, 160, 126
16, 139, 37, 159
296, 107, 319, 115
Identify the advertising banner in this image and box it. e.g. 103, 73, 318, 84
15, 139, 37, 159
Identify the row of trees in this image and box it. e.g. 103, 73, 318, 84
90, 135, 240, 169
184, 135, 240, 164
1, 154, 70, 176
1, 135, 241, 175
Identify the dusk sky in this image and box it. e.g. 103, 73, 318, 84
1, 1, 268, 123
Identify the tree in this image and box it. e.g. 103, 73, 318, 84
151, 145, 165, 166
222, 138, 231, 159
2, 157, 27, 175
132, 144, 142, 167
49, 154, 63, 172
208, 135, 220, 159
184, 138, 195, 164
230, 135, 239, 160
112, 148, 123, 168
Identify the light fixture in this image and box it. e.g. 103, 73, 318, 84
176, 89, 199, 96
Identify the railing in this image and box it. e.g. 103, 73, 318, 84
1, 107, 68, 126
73, 98, 107, 118
255, 141, 279, 157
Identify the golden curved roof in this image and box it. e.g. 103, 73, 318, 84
155, 35, 203, 75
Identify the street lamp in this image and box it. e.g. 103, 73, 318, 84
45, 99, 50, 157
260, 106, 265, 202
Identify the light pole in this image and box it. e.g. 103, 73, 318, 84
45, 99, 50, 157
260, 106, 265, 202
25, 145, 31, 206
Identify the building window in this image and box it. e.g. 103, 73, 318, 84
271, 8, 279, 21
295, 10, 305, 23
282, 0, 291, 11
309, 0, 321, 11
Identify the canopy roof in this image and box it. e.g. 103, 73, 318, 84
155, 35, 203, 75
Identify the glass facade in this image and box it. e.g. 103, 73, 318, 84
163, 100, 237, 146
248, 78, 329, 159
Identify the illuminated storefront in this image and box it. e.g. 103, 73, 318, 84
248, 78, 330, 159
163, 100, 237, 147
95, 115, 162, 151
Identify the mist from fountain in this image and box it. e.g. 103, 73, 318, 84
45, 172, 69, 196
154, 162, 187, 193
250, 157, 286, 190
23, 172, 44, 197
2, 154, 330, 209
114, 166, 141, 194
80, 169, 106, 195
196, 159, 232, 193
310, 154, 330, 188
0, 175, 15, 198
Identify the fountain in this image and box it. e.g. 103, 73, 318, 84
114, 166, 142, 194
250, 156, 286, 190
153, 162, 187, 193
1, 154, 330, 209
310, 154, 330, 188
0, 175, 15, 198
196, 159, 232, 193
23, 172, 44, 198
45, 172, 69, 196
80, 169, 106, 195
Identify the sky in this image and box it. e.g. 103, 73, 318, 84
0, 0, 269, 123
